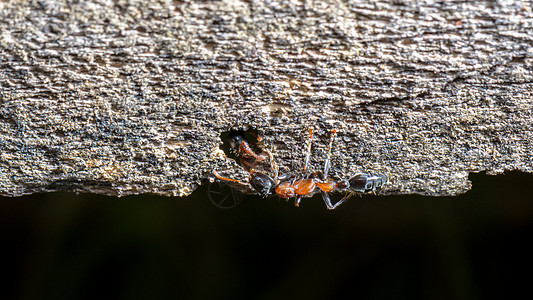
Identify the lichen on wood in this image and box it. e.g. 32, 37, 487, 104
1, 0, 532, 197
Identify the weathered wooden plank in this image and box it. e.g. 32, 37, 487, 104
1, 0, 532, 197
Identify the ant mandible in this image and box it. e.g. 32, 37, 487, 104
212, 127, 388, 209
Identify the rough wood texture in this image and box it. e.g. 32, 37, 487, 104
1, 0, 532, 197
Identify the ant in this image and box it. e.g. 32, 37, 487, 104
225, 128, 272, 173
212, 127, 388, 209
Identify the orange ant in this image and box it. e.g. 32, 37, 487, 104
212, 127, 387, 209
225, 128, 273, 173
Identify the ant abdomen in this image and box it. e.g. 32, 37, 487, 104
348, 173, 388, 193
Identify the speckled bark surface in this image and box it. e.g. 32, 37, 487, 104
1, 0, 532, 197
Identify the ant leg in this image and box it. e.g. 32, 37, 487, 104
303, 127, 313, 174
329, 192, 353, 209
265, 148, 279, 184
212, 170, 248, 186
322, 129, 337, 179
320, 190, 335, 209
239, 159, 258, 171
321, 190, 348, 210
295, 195, 302, 207
210, 170, 248, 209
238, 141, 265, 161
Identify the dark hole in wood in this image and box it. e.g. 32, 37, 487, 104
219, 126, 264, 165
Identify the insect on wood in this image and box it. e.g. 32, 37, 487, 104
211, 126, 388, 209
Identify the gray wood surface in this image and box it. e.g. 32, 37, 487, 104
1, 0, 532, 197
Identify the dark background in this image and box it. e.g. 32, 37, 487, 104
1, 172, 532, 300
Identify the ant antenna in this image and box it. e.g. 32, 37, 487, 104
302, 127, 313, 174
266, 149, 279, 184
323, 129, 337, 178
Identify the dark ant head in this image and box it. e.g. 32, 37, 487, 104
249, 171, 275, 197
219, 126, 262, 159
227, 132, 245, 154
